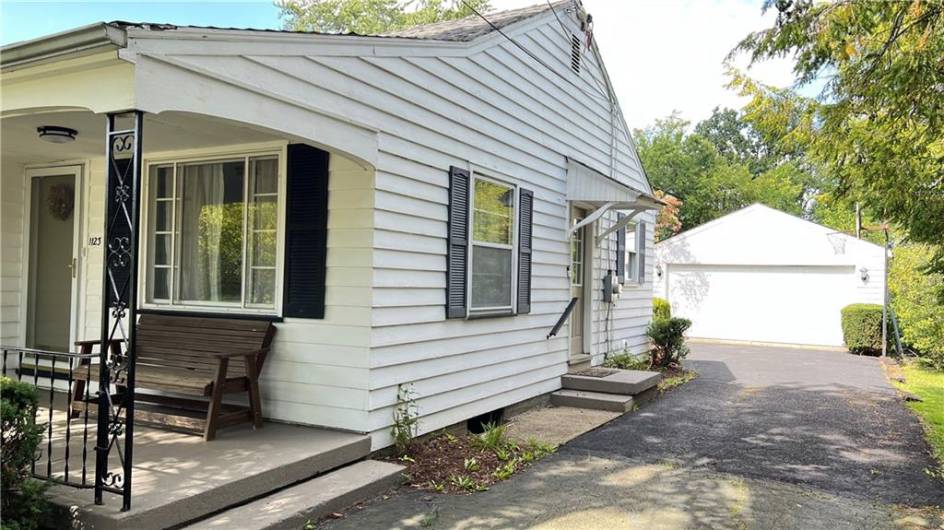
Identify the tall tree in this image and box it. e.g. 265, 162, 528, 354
694, 107, 769, 174
635, 112, 809, 232
730, 0, 944, 275
277, 0, 491, 34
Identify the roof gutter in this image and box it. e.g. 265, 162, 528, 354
1, 22, 127, 72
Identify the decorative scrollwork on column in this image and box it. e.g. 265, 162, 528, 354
95, 112, 143, 512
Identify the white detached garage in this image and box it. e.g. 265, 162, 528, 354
654, 204, 885, 348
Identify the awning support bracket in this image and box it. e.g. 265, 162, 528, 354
595, 207, 644, 246
568, 202, 617, 237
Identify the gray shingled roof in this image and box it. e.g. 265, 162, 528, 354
106, 1, 574, 42
382, 1, 573, 41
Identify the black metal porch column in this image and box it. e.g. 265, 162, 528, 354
95, 111, 143, 511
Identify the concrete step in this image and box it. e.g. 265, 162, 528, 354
562, 369, 661, 396
551, 389, 635, 412
567, 355, 592, 373
189, 460, 404, 530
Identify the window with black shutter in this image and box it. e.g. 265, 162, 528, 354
446, 166, 532, 318
282, 144, 330, 318
446, 166, 470, 318
517, 189, 533, 314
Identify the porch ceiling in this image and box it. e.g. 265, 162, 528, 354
2, 110, 287, 165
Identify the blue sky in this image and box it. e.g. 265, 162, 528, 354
1, 1, 282, 45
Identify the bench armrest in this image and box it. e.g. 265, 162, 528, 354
209, 348, 268, 359
74, 339, 127, 346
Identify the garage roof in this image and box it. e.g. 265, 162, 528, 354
656, 204, 884, 267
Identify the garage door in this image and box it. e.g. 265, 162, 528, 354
667, 264, 856, 347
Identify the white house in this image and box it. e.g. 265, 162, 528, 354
1, 1, 660, 450
654, 204, 885, 348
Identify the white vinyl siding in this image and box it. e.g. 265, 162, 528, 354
77, 10, 654, 447
0, 159, 27, 345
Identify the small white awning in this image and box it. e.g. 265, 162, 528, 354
566, 159, 663, 243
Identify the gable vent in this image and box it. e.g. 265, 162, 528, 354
570, 34, 582, 74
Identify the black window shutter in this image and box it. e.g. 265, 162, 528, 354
615, 213, 626, 284
637, 221, 647, 284
446, 166, 470, 319
283, 144, 330, 318
517, 188, 534, 314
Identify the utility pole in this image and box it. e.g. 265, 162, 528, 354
855, 202, 862, 239
881, 223, 889, 357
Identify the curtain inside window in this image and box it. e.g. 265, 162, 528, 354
179, 160, 245, 303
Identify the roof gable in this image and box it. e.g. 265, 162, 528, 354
657, 204, 883, 266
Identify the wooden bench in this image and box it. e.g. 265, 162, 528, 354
72, 314, 276, 441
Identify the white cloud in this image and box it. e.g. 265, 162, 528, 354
492, 0, 798, 129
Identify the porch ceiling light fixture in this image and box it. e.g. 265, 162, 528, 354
37, 125, 77, 144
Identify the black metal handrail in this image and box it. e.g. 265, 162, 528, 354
1, 346, 99, 490
547, 297, 579, 339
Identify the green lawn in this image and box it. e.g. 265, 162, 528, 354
895, 363, 944, 471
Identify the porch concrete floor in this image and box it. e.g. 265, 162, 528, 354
45, 420, 370, 530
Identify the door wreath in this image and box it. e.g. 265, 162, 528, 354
47, 183, 75, 221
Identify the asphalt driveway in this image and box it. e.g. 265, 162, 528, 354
323, 343, 944, 529
568, 343, 944, 506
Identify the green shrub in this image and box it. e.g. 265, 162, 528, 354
1, 376, 48, 530
647, 317, 691, 368
653, 297, 671, 320
889, 244, 944, 370
841, 304, 887, 355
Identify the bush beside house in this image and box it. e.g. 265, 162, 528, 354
889, 244, 944, 370
840, 304, 886, 355
647, 317, 692, 368
1, 377, 49, 530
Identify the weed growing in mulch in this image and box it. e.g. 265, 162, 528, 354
658, 366, 697, 393
386, 424, 555, 494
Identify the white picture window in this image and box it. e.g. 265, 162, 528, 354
145, 154, 281, 312
624, 221, 641, 283
470, 175, 516, 313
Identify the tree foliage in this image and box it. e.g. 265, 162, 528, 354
634, 109, 814, 231
277, 0, 491, 34
729, 0, 944, 276
889, 244, 944, 370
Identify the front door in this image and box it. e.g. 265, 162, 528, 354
26, 167, 81, 351
570, 206, 588, 359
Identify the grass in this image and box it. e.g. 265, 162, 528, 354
893, 362, 944, 473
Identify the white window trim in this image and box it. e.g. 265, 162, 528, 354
623, 221, 643, 286
467, 169, 519, 317
138, 142, 288, 316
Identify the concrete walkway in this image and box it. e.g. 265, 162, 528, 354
323, 344, 944, 529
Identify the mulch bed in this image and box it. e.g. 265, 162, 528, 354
383, 431, 553, 495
